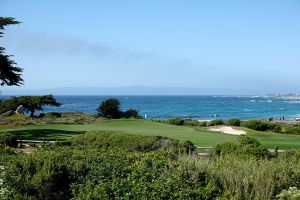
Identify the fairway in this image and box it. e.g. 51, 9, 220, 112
1, 119, 300, 149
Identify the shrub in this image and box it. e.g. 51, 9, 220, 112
226, 118, 241, 126
97, 99, 140, 119
183, 119, 200, 126
238, 135, 261, 147
96, 98, 122, 119
198, 121, 208, 127
212, 142, 238, 156
208, 119, 224, 126
240, 145, 270, 158
45, 112, 62, 118
0, 132, 18, 147
166, 118, 184, 126
241, 120, 282, 132
284, 125, 300, 135
122, 109, 140, 119
276, 187, 300, 200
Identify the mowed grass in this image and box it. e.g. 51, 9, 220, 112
1, 119, 300, 150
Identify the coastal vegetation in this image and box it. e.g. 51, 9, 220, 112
97, 98, 140, 119
1, 131, 300, 199
0, 17, 23, 86
0, 95, 62, 117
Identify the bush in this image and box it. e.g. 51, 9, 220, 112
226, 118, 241, 126
284, 125, 300, 135
238, 135, 261, 147
0, 132, 18, 147
97, 98, 122, 119
166, 118, 184, 126
241, 120, 282, 132
212, 142, 238, 156
122, 109, 140, 119
277, 187, 300, 200
97, 99, 140, 119
45, 112, 62, 118
198, 121, 208, 127
208, 119, 224, 126
213, 136, 269, 158
182, 119, 200, 126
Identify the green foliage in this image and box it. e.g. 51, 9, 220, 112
212, 142, 238, 156
241, 120, 282, 132
276, 187, 300, 200
2, 132, 220, 199
45, 112, 62, 118
97, 98, 140, 119
198, 121, 208, 127
208, 119, 224, 126
97, 98, 122, 118
0, 95, 61, 117
0, 17, 23, 86
166, 117, 184, 125
1, 132, 300, 199
226, 118, 241, 126
284, 125, 300, 135
0, 132, 17, 147
213, 136, 269, 158
180, 154, 300, 200
183, 119, 201, 126
166, 118, 203, 127
122, 108, 140, 118
238, 135, 261, 147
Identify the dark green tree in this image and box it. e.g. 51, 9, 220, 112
0, 95, 62, 117
0, 17, 23, 86
97, 98, 122, 119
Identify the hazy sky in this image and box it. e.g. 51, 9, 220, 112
1, 0, 300, 93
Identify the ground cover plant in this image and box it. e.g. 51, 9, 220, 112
1, 132, 300, 200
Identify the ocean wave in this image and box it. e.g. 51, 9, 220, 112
243, 109, 251, 112
284, 101, 300, 104
259, 100, 273, 103
249, 100, 256, 102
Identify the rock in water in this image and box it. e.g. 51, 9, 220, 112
15, 105, 24, 114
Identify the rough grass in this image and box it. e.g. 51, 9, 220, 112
1, 119, 300, 149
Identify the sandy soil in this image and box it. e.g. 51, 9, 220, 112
209, 126, 246, 135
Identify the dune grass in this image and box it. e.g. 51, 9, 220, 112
1, 119, 300, 149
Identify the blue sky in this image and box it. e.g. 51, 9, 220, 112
1, 0, 300, 94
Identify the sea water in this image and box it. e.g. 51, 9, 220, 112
29, 95, 300, 120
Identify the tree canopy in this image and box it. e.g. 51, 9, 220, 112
0, 17, 23, 86
97, 98, 140, 119
0, 95, 62, 117
97, 98, 122, 118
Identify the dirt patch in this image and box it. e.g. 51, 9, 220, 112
19, 144, 36, 154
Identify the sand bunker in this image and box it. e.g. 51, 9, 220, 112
209, 126, 246, 135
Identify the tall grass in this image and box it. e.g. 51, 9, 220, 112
179, 154, 300, 200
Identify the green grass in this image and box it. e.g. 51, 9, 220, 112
1, 119, 300, 150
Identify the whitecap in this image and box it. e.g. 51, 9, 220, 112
284, 101, 300, 104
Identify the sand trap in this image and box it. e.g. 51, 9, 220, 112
209, 126, 246, 135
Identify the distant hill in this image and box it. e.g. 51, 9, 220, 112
1, 86, 298, 96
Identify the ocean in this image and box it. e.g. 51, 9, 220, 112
13, 95, 300, 120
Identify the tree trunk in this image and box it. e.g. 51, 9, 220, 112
30, 110, 34, 117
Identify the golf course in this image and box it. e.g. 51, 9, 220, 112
1, 119, 300, 150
